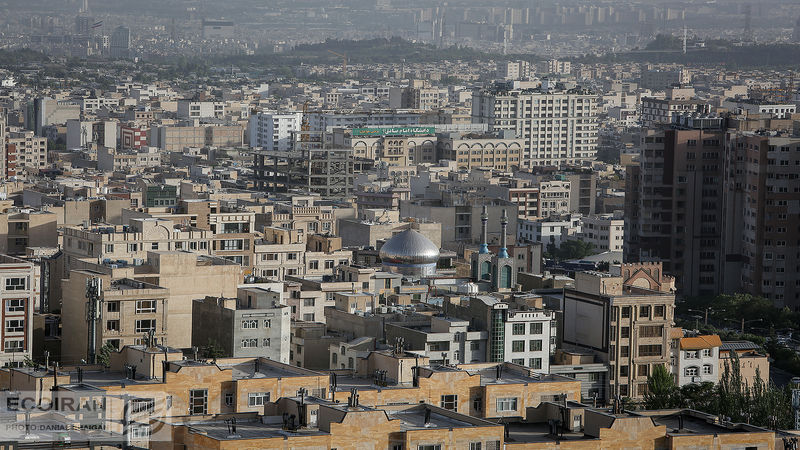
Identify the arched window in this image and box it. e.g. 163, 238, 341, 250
685, 366, 699, 377
702, 364, 713, 375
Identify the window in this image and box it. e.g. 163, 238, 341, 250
418, 446, 441, 450
309, 260, 319, 270
303, 298, 315, 307
4, 340, 23, 352
639, 345, 662, 357
620, 346, 630, 358
685, 350, 698, 359
241, 338, 258, 348
637, 364, 649, 377
107, 301, 120, 312
130, 424, 150, 439
263, 319, 271, 328
5, 320, 23, 333
135, 300, 156, 314
639, 305, 650, 318
130, 398, 155, 414
512, 340, 525, 352
242, 319, 258, 329
702, 348, 712, 357
248, 392, 270, 407
135, 319, 155, 333
470, 341, 480, 351
189, 389, 207, 415
5, 278, 25, 291
621, 327, 630, 339
529, 358, 542, 370
440, 394, 457, 410
620, 365, 629, 377
512, 323, 525, 335
496, 397, 518, 412
470, 443, 482, 450
106, 320, 119, 331
621, 306, 631, 319
529, 340, 542, 351
224, 393, 233, 407
618, 384, 628, 396
702, 365, 713, 375
685, 367, 698, 376
151, 242, 159, 250
5, 299, 24, 312
263, 338, 271, 347
654, 305, 665, 317
639, 326, 663, 338
530, 322, 543, 334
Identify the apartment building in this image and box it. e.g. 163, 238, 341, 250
176, 99, 225, 119
192, 287, 290, 362
471, 86, 598, 167
625, 122, 728, 297
446, 295, 555, 372
61, 271, 169, 361
62, 218, 212, 271
640, 97, 709, 127
580, 212, 625, 252
518, 214, 581, 248
150, 123, 243, 151
562, 265, 675, 402
728, 134, 800, 307
0, 209, 58, 255
0, 255, 36, 367
5, 130, 47, 176
385, 316, 489, 365
248, 112, 302, 151
64, 251, 240, 352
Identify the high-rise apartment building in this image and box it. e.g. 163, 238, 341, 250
726, 134, 800, 307
627, 116, 800, 307
0, 255, 37, 367
471, 87, 598, 167
625, 120, 728, 297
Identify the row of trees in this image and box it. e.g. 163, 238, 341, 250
644, 353, 794, 429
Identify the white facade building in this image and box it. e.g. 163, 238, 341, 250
671, 334, 721, 386
504, 309, 554, 373
472, 87, 598, 167
580, 212, 625, 252
248, 112, 303, 151
177, 100, 225, 119
518, 215, 582, 248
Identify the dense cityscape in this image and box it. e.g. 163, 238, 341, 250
0, 0, 798, 447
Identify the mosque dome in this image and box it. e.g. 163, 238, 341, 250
379, 229, 440, 276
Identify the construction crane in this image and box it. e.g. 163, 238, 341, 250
327, 50, 348, 77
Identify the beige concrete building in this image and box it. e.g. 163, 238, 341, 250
563, 264, 676, 402
61, 271, 169, 361
438, 132, 524, 171
62, 218, 212, 273
0, 255, 37, 366
63, 251, 240, 354
0, 209, 58, 255
5, 130, 47, 176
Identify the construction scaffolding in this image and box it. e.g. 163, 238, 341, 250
252, 130, 374, 200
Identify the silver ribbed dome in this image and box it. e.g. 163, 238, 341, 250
379, 229, 440, 265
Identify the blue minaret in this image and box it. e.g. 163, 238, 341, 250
479, 205, 489, 254
498, 209, 509, 259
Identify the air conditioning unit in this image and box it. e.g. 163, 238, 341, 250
691, 376, 701, 383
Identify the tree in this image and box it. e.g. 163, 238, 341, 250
643, 364, 678, 409
96, 342, 117, 368
201, 339, 226, 360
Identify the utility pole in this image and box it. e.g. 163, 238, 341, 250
85, 277, 102, 364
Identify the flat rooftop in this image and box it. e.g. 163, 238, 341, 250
187, 419, 327, 441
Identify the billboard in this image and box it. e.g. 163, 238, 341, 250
351, 127, 435, 137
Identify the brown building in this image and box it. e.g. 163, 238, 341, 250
625, 121, 730, 297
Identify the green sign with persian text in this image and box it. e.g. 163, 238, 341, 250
351, 126, 435, 137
